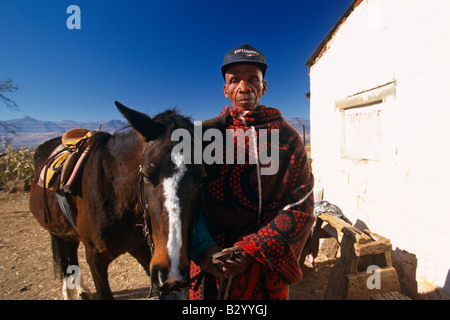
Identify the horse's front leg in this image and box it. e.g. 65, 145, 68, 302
84, 245, 114, 300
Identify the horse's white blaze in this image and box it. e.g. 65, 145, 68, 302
162, 152, 187, 282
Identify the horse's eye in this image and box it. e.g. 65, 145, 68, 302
143, 176, 151, 185
142, 169, 159, 186
140, 162, 160, 185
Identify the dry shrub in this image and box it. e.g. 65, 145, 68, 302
0, 145, 34, 189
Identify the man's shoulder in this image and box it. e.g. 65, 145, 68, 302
277, 116, 300, 134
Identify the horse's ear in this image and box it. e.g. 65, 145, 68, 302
115, 101, 165, 142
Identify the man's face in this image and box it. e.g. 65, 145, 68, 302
223, 63, 267, 111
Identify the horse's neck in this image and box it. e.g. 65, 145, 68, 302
106, 131, 144, 194
111, 129, 142, 154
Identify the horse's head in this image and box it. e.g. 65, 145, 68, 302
115, 101, 205, 295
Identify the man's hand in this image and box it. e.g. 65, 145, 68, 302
197, 245, 228, 279
214, 246, 254, 277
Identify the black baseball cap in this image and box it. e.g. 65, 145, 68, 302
221, 43, 268, 79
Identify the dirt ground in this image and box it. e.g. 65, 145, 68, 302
0, 191, 333, 300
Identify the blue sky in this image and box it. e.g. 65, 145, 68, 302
0, 0, 353, 122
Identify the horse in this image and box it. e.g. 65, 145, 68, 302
29, 101, 205, 299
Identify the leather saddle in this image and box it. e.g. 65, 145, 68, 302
38, 128, 94, 193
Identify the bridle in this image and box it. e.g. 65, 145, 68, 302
138, 162, 207, 298
138, 165, 154, 256
136, 135, 206, 297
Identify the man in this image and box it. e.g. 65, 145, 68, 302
189, 44, 315, 300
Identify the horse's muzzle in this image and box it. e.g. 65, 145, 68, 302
151, 265, 188, 294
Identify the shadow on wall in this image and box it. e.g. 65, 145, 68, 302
392, 248, 450, 300
311, 198, 449, 300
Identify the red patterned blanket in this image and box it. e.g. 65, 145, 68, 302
190, 106, 315, 300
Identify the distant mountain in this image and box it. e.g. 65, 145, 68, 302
0, 117, 129, 134
0, 117, 128, 149
4, 116, 63, 133
1, 116, 309, 150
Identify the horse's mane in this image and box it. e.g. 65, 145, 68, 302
201, 112, 229, 132
89, 130, 113, 150
152, 108, 195, 134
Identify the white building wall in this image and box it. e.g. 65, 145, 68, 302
309, 0, 450, 296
